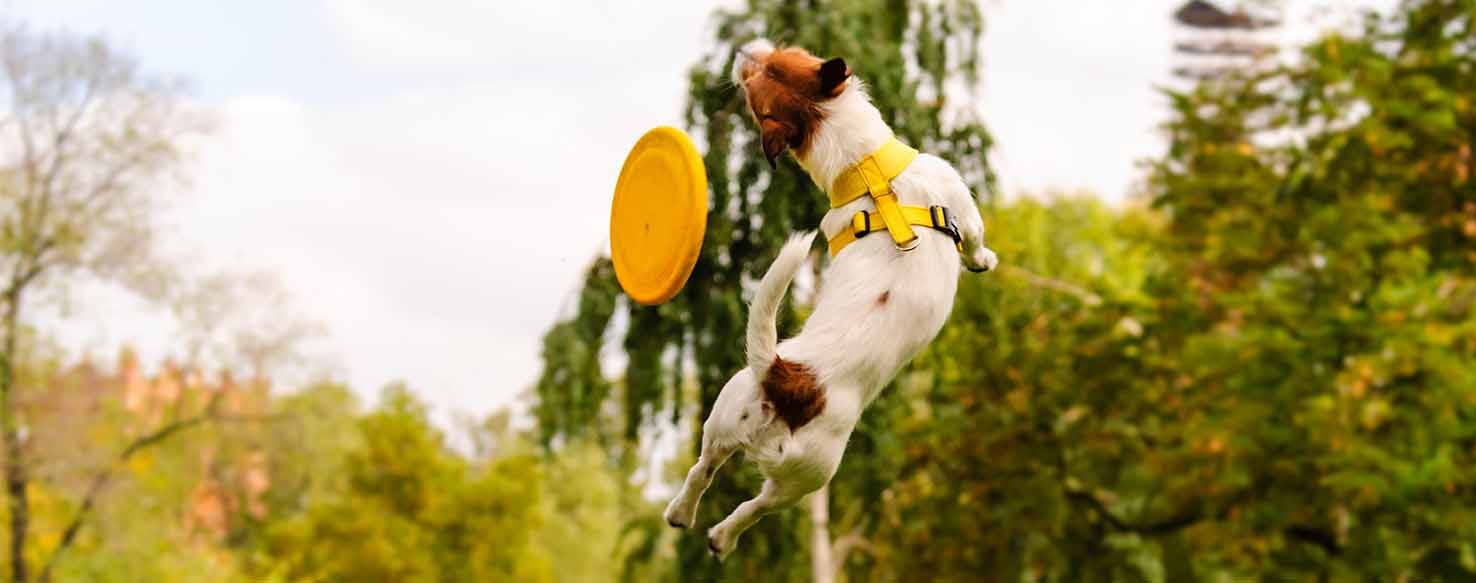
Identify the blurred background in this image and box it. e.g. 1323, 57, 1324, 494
0, 0, 1472, 581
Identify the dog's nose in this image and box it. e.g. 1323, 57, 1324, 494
739, 39, 776, 60
732, 39, 775, 84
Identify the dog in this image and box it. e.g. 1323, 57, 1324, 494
662, 39, 998, 560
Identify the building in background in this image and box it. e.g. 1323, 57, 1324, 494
1172, 0, 1283, 81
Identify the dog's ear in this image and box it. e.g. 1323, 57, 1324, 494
759, 118, 793, 169
818, 57, 850, 97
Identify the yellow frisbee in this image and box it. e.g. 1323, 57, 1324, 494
610, 126, 708, 305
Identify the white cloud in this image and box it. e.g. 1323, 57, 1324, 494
39, 0, 718, 420
170, 91, 625, 413
324, 0, 714, 73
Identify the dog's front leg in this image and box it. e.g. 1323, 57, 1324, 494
943, 177, 998, 273
664, 443, 736, 529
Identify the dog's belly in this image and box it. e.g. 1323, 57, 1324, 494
781, 231, 960, 399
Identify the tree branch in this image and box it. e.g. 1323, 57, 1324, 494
1063, 487, 1204, 535
35, 399, 284, 583
35, 415, 205, 583
1062, 480, 1341, 555
831, 530, 879, 573
34, 75, 99, 229
1056, 445, 1210, 537
1284, 525, 1341, 556
998, 265, 1103, 306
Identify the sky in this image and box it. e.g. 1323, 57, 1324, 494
4, 0, 1389, 422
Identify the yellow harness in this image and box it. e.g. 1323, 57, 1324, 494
825, 138, 963, 257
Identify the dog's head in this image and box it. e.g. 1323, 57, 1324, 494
732, 39, 851, 168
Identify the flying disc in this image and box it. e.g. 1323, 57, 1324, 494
610, 126, 708, 305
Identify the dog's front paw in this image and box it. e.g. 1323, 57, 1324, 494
964, 246, 998, 273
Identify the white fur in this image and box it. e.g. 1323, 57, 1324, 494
665, 40, 998, 559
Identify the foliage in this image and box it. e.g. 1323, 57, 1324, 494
874, 1, 1476, 580
251, 385, 548, 582
243, 384, 642, 583
0, 344, 644, 583
1, 350, 272, 583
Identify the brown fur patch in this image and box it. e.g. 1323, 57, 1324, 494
761, 357, 826, 430
876, 290, 890, 306
738, 46, 849, 164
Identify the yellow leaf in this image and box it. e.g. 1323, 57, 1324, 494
1006, 389, 1029, 412
1360, 398, 1392, 430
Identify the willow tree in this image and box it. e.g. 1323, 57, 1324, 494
534, 1, 993, 580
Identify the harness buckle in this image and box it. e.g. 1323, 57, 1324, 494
929, 205, 962, 245
851, 210, 872, 237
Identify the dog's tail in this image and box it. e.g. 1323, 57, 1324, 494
747, 231, 816, 378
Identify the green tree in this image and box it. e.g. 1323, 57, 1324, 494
875, 1, 1476, 581
1141, 1, 1476, 576
252, 386, 552, 583
533, 0, 995, 580
874, 195, 1168, 582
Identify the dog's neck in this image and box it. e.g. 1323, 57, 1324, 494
797, 81, 895, 197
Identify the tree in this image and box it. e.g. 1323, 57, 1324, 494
868, 195, 1169, 581
251, 386, 578, 583
171, 270, 326, 381
0, 24, 208, 582
871, 1, 1476, 580
1140, 1, 1476, 575
534, 0, 994, 579
32, 350, 278, 583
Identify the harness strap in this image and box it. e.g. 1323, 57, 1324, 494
829, 138, 920, 250
829, 138, 919, 207
827, 205, 963, 257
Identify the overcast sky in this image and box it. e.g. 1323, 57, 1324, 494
6, 0, 1388, 421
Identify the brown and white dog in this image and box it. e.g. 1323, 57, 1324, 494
662, 39, 997, 559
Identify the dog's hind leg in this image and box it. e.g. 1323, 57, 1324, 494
705, 478, 798, 561
663, 441, 736, 529
667, 369, 767, 529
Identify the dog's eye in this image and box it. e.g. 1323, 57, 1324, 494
740, 412, 749, 420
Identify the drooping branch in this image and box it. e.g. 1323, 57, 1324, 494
998, 265, 1103, 306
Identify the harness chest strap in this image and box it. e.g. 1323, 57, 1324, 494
826, 138, 961, 257
827, 204, 962, 257
829, 138, 919, 250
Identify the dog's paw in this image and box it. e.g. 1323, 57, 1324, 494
663, 497, 695, 530
706, 526, 735, 561
964, 246, 999, 273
